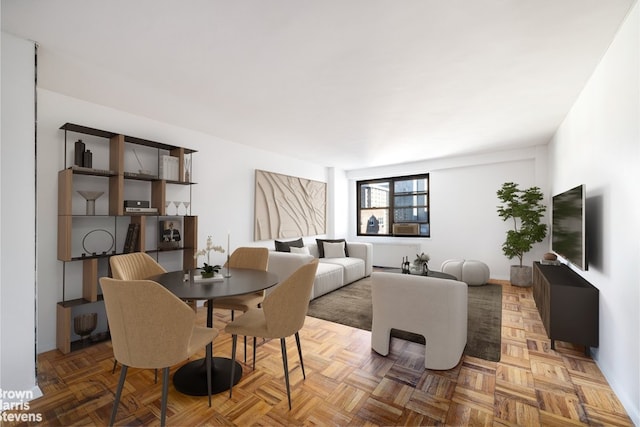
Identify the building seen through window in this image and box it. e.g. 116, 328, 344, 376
357, 174, 429, 237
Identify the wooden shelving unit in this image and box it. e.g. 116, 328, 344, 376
56, 123, 198, 354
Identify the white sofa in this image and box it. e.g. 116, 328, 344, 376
371, 271, 467, 370
267, 242, 373, 300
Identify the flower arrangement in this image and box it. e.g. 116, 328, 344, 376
413, 252, 430, 275
194, 235, 225, 277
413, 252, 430, 267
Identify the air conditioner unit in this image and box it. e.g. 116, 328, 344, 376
392, 223, 419, 236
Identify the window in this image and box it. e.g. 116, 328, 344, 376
357, 173, 430, 237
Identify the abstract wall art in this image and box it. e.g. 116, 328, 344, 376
254, 169, 326, 240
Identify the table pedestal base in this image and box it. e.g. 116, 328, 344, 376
173, 357, 242, 396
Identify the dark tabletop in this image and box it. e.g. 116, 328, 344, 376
151, 268, 279, 301
383, 268, 458, 281
151, 267, 280, 396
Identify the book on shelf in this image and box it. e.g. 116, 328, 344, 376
124, 207, 158, 213
159, 155, 179, 181
123, 223, 140, 253
124, 171, 157, 179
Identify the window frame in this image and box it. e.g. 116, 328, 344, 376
356, 173, 430, 237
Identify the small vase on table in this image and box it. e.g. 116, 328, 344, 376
422, 262, 429, 276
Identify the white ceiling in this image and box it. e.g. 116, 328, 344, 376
1, 0, 634, 169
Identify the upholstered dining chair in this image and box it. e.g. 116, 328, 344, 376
111, 251, 195, 313
109, 252, 167, 280
214, 246, 270, 361
215, 246, 270, 318
100, 277, 217, 427
108, 252, 173, 377
225, 259, 319, 410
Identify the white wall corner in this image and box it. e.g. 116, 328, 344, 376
1, 31, 40, 399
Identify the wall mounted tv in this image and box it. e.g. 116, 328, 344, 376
552, 184, 587, 270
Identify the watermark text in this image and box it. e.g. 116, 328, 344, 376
0, 388, 43, 422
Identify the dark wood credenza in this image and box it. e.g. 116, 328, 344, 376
532, 261, 599, 353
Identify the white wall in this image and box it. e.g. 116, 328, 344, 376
327, 167, 349, 239
36, 89, 329, 353
0, 33, 41, 399
347, 146, 549, 279
548, 5, 639, 424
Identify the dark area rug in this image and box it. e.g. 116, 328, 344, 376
307, 276, 502, 362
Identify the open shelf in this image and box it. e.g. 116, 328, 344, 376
57, 123, 198, 353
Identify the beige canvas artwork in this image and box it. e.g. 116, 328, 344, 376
254, 170, 326, 240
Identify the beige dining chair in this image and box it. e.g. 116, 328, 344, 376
109, 252, 167, 280
214, 247, 270, 361
215, 247, 270, 317
225, 259, 319, 410
108, 252, 175, 377
100, 277, 217, 427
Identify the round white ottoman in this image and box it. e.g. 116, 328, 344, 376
440, 259, 464, 281
441, 259, 490, 286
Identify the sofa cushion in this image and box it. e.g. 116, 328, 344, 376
323, 241, 346, 258
274, 238, 304, 252
267, 251, 314, 284
307, 244, 320, 258
320, 257, 365, 285
316, 238, 349, 257
290, 246, 310, 255
312, 262, 344, 299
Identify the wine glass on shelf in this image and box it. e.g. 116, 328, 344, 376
165, 200, 171, 216
173, 200, 181, 215
183, 201, 190, 216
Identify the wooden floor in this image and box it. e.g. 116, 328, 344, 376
6, 281, 633, 426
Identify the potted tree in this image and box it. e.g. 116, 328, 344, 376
497, 182, 547, 286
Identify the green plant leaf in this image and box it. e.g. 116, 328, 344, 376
496, 182, 547, 267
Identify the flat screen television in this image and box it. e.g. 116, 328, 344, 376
552, 184, 587, 270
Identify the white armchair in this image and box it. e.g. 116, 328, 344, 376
371, 272, 468, 370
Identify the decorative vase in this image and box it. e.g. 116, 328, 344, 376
201, 271, 214, 279
401, 257, 411, 274
422, 262, 429, 275
510, 265, 533, 287
77, 190, 104, 215
73, 313, 98, 345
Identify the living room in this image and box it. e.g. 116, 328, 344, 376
1, 1, 638, 425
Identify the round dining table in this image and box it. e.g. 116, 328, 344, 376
152, 268, 279, 396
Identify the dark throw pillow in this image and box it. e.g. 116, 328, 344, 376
274, 238, 304, 252
316, 238, 349, 258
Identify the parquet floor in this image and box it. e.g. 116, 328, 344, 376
4, 281, 633, 426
